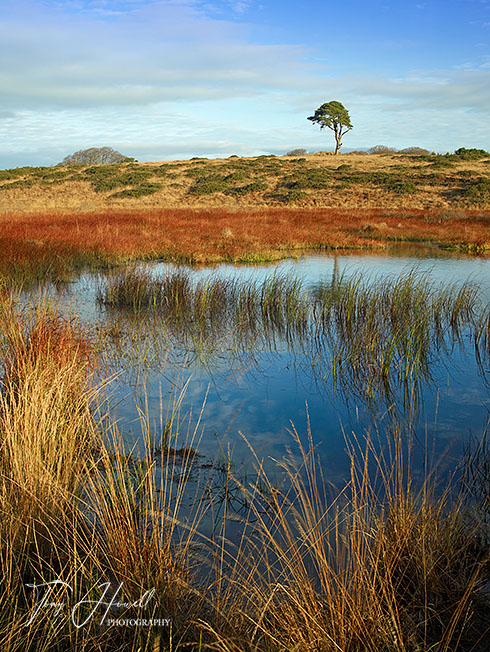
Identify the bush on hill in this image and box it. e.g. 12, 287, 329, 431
59, 147, 134, 166
367, 145, 398, 155
453, 147, 490, 161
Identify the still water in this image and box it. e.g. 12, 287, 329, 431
60, 246, 490, 488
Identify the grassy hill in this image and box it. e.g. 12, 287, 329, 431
1, 151, 490, 213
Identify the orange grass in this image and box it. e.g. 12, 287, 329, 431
1, 207, 490, 280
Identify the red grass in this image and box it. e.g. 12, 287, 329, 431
2, 310, 95, 394
1, 208, 489, 278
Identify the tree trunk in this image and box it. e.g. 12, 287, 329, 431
334, 125, 341, 154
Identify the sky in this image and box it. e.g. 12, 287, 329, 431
1, 0, 489, 168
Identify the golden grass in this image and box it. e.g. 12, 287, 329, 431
1, 151, 489, 282
204, 428, 490, 651
0, 290, 489, 651
1, 152, 490, 213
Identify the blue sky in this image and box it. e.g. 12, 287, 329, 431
1, 0, 489, 167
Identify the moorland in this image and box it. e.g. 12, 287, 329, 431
1, 148, 490, 652
1, 148, 490, 283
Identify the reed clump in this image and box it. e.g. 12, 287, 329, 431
0, 293, 97, 527
0, 292, 102, 650
98, 266, 490, 405
98, 268, 309, 341
0, 292, 221, 650
203, 429, 490, 652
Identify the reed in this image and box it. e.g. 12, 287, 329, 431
310, 270, 488, 405
202, 427, 490, 652
98, 266, 490, 408
0, 292, 220, 650
0, 289, 489, 650
0, 292, 103, 650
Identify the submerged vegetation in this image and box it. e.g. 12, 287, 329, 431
0, 290, 489, 651
97, 266, 490, 407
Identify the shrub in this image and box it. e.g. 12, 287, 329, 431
111, 183, 162, 198
335, 181, 352, 189
59, 146, 131, 166
461, 178, 490, 203
152, 167, 168, 177
368, 145, 398, 155
83, 166, 154, 192
426, 156, 455, 169
0, 166, 59, 183
286, 148, 308, 156
188, 176, 229, 195
388, 179, 418, 194
399, 147, 431, 156
0, 179, 36, 190
185, 166, 216, 177
453, 147, 490, 161
85, 168, 122, 192
225, 171, 250, 183
117, 170, 153, 185
265, 189, 305, 203
224, 181, 268, 196
279, 169, 330, 190
458, 170, 480, 178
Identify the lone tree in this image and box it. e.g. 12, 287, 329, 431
59, 146, 133, 166
307, 101, 353, 154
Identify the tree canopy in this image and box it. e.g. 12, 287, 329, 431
307, 101, 353, 154
59, 147, 133, 166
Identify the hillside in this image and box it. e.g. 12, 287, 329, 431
1, 151, 490, 213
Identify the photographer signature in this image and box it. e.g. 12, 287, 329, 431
25, 581, 156, 628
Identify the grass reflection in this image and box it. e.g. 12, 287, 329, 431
97, 266, 490, 411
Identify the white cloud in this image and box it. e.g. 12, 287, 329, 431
0, 1, 313, 111
1, 0, 489, 166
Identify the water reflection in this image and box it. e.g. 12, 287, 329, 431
47, 247, 490, 485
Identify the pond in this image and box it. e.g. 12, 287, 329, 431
51, 244, 490, 494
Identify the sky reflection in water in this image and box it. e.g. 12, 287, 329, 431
62, 246, 490, 488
